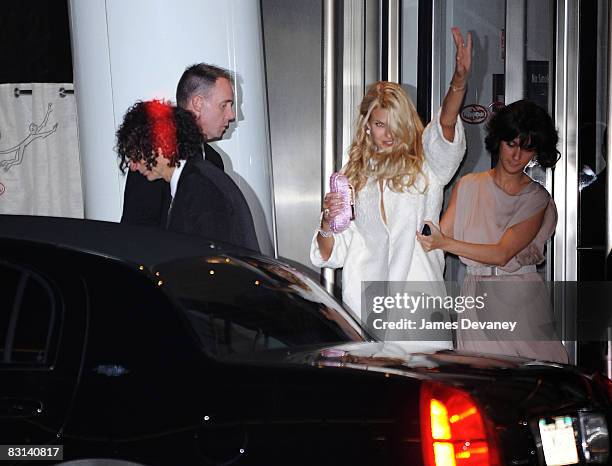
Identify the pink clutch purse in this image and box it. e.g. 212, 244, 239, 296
329, 173, 355, 233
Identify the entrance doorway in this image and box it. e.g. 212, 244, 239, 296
401, 0, 610, 367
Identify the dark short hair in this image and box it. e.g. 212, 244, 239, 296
116, 100, 203, 173
175, 63, 233, 108
485, 100, 560, 168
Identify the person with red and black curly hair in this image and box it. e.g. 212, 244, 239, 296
120, 63, 229, 227
116, 99, 259, 251
117, 100, 203, 175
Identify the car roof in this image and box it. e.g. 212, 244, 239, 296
0, 214, 254, 267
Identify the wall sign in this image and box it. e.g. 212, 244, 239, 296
489, 101, 505, 115
526, 61, 549, 110
460, 104, 488, 124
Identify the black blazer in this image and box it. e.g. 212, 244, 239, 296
167, 157, 260, 252
121, 143, 224, 227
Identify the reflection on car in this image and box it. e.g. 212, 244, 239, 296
1, 215, 611, 466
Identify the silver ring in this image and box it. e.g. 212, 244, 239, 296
323, 208, 330, 218
461, 42, 466, 47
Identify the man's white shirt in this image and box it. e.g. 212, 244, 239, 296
169, 162, 187, 199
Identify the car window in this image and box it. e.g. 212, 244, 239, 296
0, 261, 57, 365
155, 256, 365, 358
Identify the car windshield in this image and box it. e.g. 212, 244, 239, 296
154, 255, 365, 359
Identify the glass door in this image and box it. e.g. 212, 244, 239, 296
575, 0, 609, 372
424, 0, 556, 284
402, 0, 610, 367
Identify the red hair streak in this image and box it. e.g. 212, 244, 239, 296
144, 100, 177, 159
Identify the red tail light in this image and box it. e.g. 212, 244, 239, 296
420, 382, 501, 466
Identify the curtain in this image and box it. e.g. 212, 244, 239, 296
0, 83, 83, 217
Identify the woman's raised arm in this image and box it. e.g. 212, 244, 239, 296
439, 27, 472, 141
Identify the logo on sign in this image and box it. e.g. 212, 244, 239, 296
460, 104, 488, 124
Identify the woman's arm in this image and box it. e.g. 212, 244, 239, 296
439, 181, 459, 237
315, 191, 345, 261
417, 209, 546, 267
440, 27, 472, 142
316, 218, 335, 261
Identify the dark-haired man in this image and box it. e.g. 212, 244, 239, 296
121, 63, 236, 226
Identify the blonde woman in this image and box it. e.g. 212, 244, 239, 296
310, 28, 471, 333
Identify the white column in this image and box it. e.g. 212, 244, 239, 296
68, 0, 276, 255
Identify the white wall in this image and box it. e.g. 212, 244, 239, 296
68, 0, 275, 255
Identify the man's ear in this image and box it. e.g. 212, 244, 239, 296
189, 94, 205, 115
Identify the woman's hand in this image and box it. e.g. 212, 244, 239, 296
322, 191, 346, 227
416, 221, 446, 252
451, 27, 472, 84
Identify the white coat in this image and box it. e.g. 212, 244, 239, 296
310, 110, 466, 347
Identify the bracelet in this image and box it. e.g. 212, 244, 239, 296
449, 82, 466, 92
318, 211, 333, 237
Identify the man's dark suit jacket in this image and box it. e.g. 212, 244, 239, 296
167, 157, 260, 252
121, 143, 224, 227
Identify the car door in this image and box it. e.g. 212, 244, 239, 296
0, 240, 88, 447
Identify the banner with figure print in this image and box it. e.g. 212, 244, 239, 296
0, 83, 83, 217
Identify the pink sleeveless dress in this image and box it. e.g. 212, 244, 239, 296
453, 171, 568, 363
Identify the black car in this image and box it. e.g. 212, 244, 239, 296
1, 215, 611, 466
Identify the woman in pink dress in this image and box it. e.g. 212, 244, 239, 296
417, 100, 568, 363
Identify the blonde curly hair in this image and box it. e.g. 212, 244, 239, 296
343, 81, 426, 193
